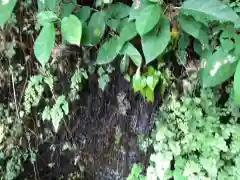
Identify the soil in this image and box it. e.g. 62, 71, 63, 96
19, 72, 158, 180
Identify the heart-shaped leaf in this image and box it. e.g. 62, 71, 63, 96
96, 36, 124, 65
141, 15, 170, 64
120, 42, 142, 67
61, 15, 82, 46
88, 11, 106, 45
75, 6, 92, 22
37, 11, 58, 26
135, 4, 161, 36
199, 48, 238, 87
120, 21, 137, 42
34, 23, 56, 67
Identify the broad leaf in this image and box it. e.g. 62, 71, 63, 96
120, 42, 142, 67
61, 15, 82, 46
0, 0, 17, 25
60, 0, 77, 19
199, 48, 238, 87
234, 60, 240, 104
235, 34, 240, 56
88, 11, 106, 45
46, 0, 60, 12
181, 0, 240, 25
179, 14, 209, 49
96, 36, 124, 65
120, 21, 137, 42
136, 4, 161, 36
146, 75, 159, 91
129, 0, 151, 21
141, 15, 170, 64
132, 73, 146, 92
108, 2, 130, 19
220, 27, 235, 53
81, 23, 92, 46
75, 6, 92, 22
106, 18, 120, 31
37, 11, 58, 26
34, 23, 56, 67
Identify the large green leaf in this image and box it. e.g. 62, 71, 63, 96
34, 23, 56, 67
129, 0, 151, 21
74, 6, 92, 22
199, 48, 238, 87
37, 11, 58, 26
135, 4, 161, 36
61, 15, 82, 46
88, 11, 106, 45
96, 36, 124, 65
119, 21, 137, 42
141, 15, 170, 64
0, 0, 17, 25
220, 26, 236, 53
46, 0, 60, 12
120, 42, 142, 67
179, 14, 209, 49
107, 2, 130, 19
234, 60, 240, 104
180, 0, 240, 25
60, 0, 77, 19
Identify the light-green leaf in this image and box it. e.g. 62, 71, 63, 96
120, 42, 142, 67
180, 0, 240, 25
141, 15, 170, 64
120, 21, 137, 42
129, 0, 151, 21
146, 75, 159, 91
34, 23, 55, 67
108, 2, 130, 19
179, 14, 209, 49
88, 11, 106, 45
120, 55, 129, 73
61, 15, 82, 46
60, 0, 77, 19
136, 4, 161, 36
37, 11, 58, 26
199, 48, 238, 87
74, 6, 92, 22
96, 36, 124, 65
0, 0, 17, 25
234, 60, 240, 104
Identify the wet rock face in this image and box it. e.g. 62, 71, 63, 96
21, 73, 158, 180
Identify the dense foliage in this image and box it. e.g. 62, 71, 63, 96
1, 0, 240, 179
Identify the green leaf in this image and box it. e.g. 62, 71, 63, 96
129, 0, 151, 21
106, 18, 120, 31
219, 26, 236, 53
132, 73, 146, 92
74, 6, 92, 22
234, 60, 240, 104
98, 74, 110, 91
141, 15, 170, 64
37, 11, 58, 26
108, 2, 130, 19
34, 23, 56, 67
120, 55, 129, 73
180, 0, 240, 25
88, 11, 106, 45
61, 15, 82, 46
120, 21, 137, 42
199, 48, 238, 87
96, 36, 124, 65
120, 42, 142, 67
60, 0, 77, 19
0, 0, 17, 25
81, 23, 91, 46
146, 75, 159, 91
179, 14, 209, 49
46, 0, 60, 12
235, 35, 240, 56
135, 4, 161, 36
144, 86, 154, 103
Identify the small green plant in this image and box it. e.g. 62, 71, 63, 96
129, 88, 240, 180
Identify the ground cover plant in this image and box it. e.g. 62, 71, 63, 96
1, 0, 240, 179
